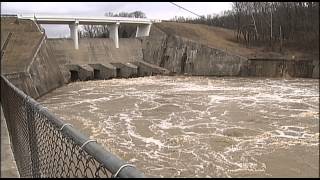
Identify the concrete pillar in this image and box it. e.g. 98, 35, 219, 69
108, 22, 120, 48
135, 23, 152, 37
69, 21, 79, 50
69, 24, 74, 39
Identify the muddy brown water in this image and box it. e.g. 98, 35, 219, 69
38, 76, 319, 177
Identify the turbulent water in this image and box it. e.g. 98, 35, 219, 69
38, 76, 319, 177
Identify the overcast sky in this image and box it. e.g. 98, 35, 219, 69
1, 2, 232, 37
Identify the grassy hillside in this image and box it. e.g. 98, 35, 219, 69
155, 22, 318, 60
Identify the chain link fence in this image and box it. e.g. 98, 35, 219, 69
0, 75, 145, 178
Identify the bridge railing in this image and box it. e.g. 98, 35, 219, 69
0, 75, 145, 178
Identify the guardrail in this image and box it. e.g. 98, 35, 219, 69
0, 75, 145, 178
1, 32, 13, 60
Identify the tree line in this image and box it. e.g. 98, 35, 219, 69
170, 2, 319, 52
80, 11, 147, 38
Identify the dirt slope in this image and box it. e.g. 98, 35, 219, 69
155, 22, 316, 60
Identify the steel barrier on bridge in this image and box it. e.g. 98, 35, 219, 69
0, 75, 145, 178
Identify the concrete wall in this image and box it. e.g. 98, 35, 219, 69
1, 32, 43, 73
285, 60, 315, 78
66, 61, 170, 80
65, 64, 94, 81
142, 24, 248, 76
28, 38, 66, 97
47, 38, 143, 65
245, 59, 315, 78
142, 25, 317, 78
47, 38, 173, 81
3, 37, 66, 98
4, 72, 39, 98
110, 63, 138, 78
88, 63, 117, 80
246, 59, 284, 77
1, 17, 66, 99
131, 61, 171, 76
312, 60, 319, 79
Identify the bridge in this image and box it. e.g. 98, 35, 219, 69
18, 14, 161, 49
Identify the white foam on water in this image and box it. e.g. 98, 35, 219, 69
118, 113, 166, 150
37, 76, 319, 177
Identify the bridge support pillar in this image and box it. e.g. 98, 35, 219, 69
135, 23, 151, 37
108, 22, 120, 48
69, 24, 74, 39
69, 21, 79, 50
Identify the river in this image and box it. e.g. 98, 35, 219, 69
38, 76, 319, 177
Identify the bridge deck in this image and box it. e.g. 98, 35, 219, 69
18, 15, 159, 25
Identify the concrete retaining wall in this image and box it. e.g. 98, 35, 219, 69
142, 25, 317, 78
1, 17, 66, 99
88, 63, 117, 80
312, 60, 319, 79
65, 64, 94, 81
47, 38, 143, 65
4, 72, 39, 98
245, 59, 315, 78
64, 61, 171, 82
142, 25, 248, 76
2, 35, 66, 98
131, 60, 171, 76
28, 38, 66, 97
285, 60, 315, 78
246, 59, 284, 77
110, 62, 138, 78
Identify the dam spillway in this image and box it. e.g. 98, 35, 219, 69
37, 76, 319, 177
1, 15, 319, 178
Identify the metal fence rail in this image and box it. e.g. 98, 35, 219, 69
0, 75, 145, 178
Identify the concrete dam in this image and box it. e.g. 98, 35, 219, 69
1, 16, 319, 178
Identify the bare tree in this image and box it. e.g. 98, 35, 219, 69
81, 11, 147, 38
170, 2, 319, 52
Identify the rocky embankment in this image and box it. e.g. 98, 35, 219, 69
141, 23, 318, 78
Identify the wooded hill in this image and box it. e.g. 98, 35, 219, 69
171, 2, 319, 60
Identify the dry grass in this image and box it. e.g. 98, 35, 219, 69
156, 22, 317, 60
156, 22, 255, 57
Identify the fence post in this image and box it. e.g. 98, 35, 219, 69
26, 100, 41, 177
